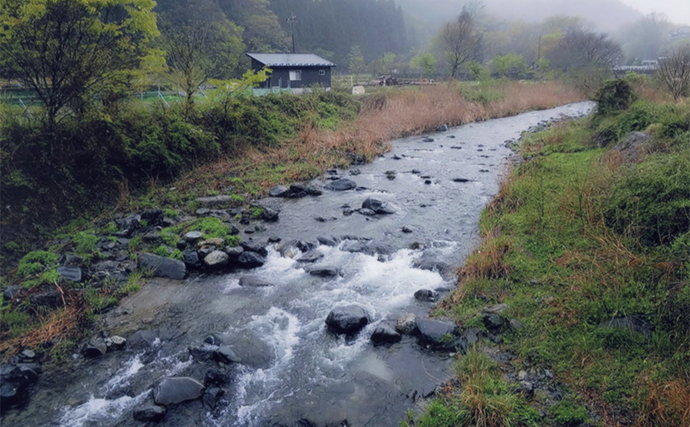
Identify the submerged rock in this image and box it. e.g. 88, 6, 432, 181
240, 241, 268, 257
306, 266, 340, 278
133, 404, 166, 422
153, 377, 204, 406
239, 276, 272, 287
326, 305, 370, 335
297, 249, 324, 263
371, 324, 402, 344
127, 330, 160, 349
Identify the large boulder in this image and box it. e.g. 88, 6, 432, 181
203, 251, 229, 269
138, 253, 186, 280
262, 207, 280, 222
371, 324, 402, 344
324, 179, 357, 191
57, 266, 82, 282
325, 305, 370, 335
416, 319, 456, 349
361, 198, 397, 214
133, 404, 166, 422
153, 377, 205, 406
237, 252, 266, 269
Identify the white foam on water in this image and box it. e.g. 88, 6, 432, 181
231, 307, 301, 425
59, 390, 148, 427
103, 354, 144, 393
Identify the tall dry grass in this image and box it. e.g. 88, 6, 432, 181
180, 81, 584, 194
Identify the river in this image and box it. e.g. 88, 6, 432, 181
3, 101, 594, 427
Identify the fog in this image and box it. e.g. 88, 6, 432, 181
398, 0, 690, 31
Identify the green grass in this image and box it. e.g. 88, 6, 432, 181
432, 104, 690, 426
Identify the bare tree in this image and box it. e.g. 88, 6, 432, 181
440, 8, 482, 78
658, 46, 690, 101
548, 30, 622, 72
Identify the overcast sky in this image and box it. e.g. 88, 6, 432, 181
620, 0, 690, 25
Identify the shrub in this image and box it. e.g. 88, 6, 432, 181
17, 250, 58, 278
604, 149, 690, 246
594, 79, 637, 117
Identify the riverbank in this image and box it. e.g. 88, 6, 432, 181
407, 84, 690, 426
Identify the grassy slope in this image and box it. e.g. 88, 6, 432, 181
410, 99, 690, 426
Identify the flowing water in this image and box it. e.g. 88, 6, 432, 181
4, 102, 594, 427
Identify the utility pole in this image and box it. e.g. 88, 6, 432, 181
537, 35, 542, 62
287, 14, 297, 53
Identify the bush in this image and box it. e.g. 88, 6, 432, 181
594, 79, 637, 116
604, 148, 690, 246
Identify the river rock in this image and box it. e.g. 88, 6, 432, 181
325, 305, 370, 335
371, 324, 402, 344
240, 241, 268, 257
183, 250, 201, 268
127, 330, 160, 349
414, 289, 439, 302
269, 185, 290, 197
482, 313, 505, 330
153, 377, 204, 406
57, 266, 82, 282
204, 251, 229, 268
304, 183, 323, 196
82, 338, 108, 358
205, 369, 231, 386
212, 332, 274, 369
436, 124, 449, 132
196, 195, 233, 208
237, 252, 266, 269
262, 207, 280, 222
0, 364, 37, 408
482, 303, 509, 315
324, 178, 357, 191
396, 313, 418, 334
297, 249, 324, 263
115, 214, 141, 237
138, 253, 186, 280
3, 285, 21, 303
361, 198, 396, 214
239, 276, 272, 287
224, 246, 244, 260
133, 404, 166, 422
416, 319, 456, 349
597, 315, 652, 337
107, 336, 127, 351
198, 238, 225, 248
306, 266, 340, 277
213, 346, 241, 364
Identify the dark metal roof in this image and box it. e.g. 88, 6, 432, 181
246, 53, 336, 67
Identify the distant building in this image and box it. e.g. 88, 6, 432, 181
247, 53, 335, 94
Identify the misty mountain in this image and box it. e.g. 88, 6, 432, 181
397, 0, 643, 33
